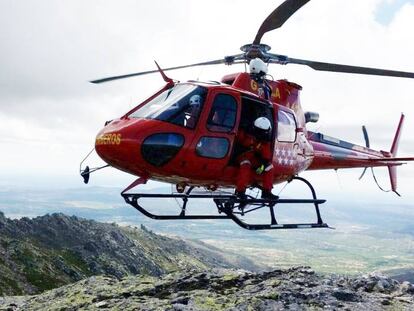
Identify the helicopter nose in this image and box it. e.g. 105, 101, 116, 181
95, 122, 124, 166
95, 117, 187, 179
95, 118, 145, 174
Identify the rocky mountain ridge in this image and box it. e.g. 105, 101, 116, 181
1, 266, 413, 310
0, 211, 261, 295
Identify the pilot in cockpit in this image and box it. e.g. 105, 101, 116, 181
185, 94, 203, 128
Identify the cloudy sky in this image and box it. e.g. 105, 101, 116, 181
1, 0, 413, 205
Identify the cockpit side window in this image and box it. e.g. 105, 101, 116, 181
129, 84, 207, 129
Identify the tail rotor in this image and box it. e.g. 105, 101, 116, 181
358, 125, 370, 180
358, 115, 406, 196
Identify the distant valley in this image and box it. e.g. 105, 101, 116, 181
1, 185, 414, 281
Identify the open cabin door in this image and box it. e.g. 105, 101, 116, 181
231, 96, 275, 161
222, 96, 275, 184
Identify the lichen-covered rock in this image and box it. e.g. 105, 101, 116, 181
2, 266, 413, 311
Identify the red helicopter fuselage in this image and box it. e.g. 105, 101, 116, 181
95, 72, 406, 192
86, 0, 414, 230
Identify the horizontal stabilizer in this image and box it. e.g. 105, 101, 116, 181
369, 157, 414, 162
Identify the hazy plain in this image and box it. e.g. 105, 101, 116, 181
1, 183, 414, 280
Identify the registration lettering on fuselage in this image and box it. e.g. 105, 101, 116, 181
96, 133, 122, 145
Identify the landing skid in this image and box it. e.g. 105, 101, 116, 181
121, 177, 331, 230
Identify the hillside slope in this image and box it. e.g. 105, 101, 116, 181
0, 211, 262, 295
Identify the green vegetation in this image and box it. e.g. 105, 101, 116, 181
60, 249, 91, 276
0, 212, 253, 296
222, 273, 239, 281
259, 292, 279, 300
23, 267, 62, 291
194, 295, 235, 311
0, 277, 22, 295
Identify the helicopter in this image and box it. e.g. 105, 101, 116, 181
81, 0, 414, 230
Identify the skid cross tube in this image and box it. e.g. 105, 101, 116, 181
214, 197, 329, 230
122, 193, 233, 220
121, 176, 330, 230
290, 176, 324, 225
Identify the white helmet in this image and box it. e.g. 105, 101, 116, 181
249, 58, 268, 75
254, 117, 272, 131
189, 94, 202, 106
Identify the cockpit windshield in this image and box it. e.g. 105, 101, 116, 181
129, 84, 207, 129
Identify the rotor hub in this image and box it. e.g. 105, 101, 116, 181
240, 44, 271, 61
240, 44, 271, 53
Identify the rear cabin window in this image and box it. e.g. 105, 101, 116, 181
277, 110, 296, 142
196, 137, 229, 159
207, 94, 237, 133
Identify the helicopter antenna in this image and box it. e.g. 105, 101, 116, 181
334, 169, 343, 190
370, 167, 392, 194
154, 61, 173, 84
196, 64, 205, 81
79, 147, 110, 184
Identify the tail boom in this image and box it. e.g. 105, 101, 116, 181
306, 132, 401, 170
306, 114, 413, 195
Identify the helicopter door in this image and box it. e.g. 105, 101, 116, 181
186, 90, 239, 180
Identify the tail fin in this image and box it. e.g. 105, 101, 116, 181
388, 114, 405, 196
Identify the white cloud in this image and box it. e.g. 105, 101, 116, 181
0, 0, 413, 205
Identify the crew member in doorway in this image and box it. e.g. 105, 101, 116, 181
235, 117, 277, 200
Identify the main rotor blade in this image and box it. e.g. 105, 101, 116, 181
90, 58, 233, 84
253, 0, 310, 45
286, 57, 414, 79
